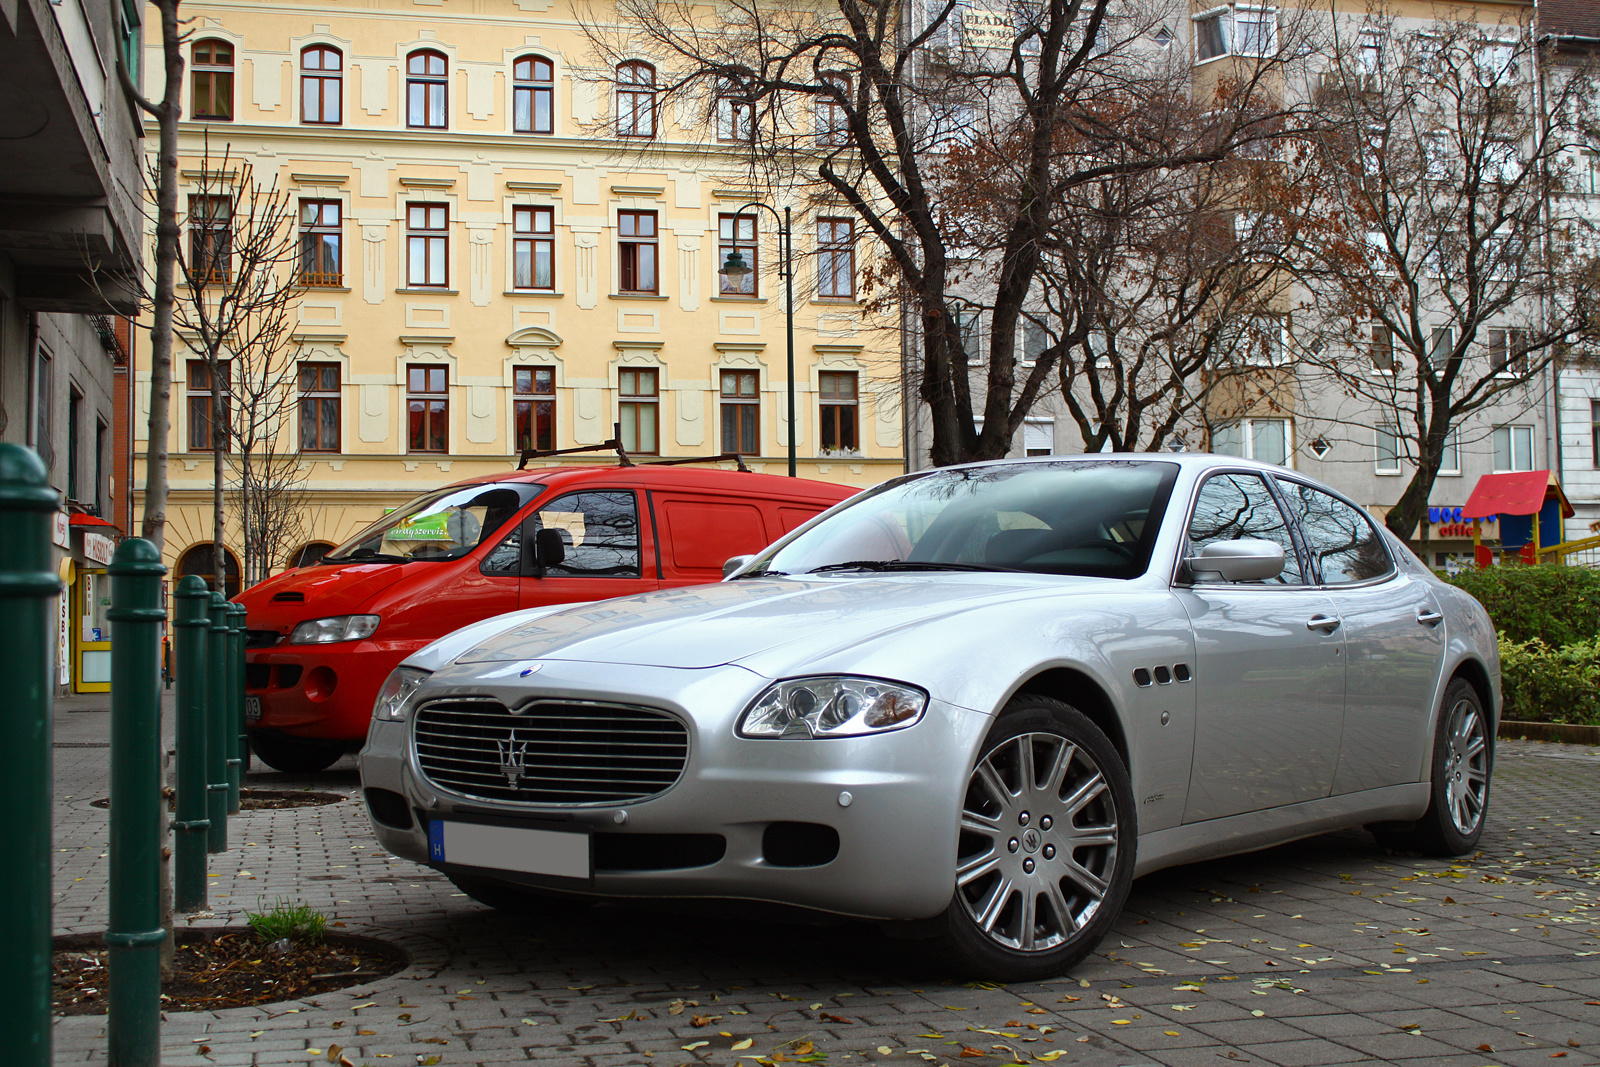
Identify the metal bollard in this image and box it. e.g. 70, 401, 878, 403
226, 602, 246, 813
205, 592, 230, 853
171, 575, 211, 912
105, 537, 169, 1067
0, 444, 63, 1067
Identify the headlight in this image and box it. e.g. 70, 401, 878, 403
737, 676, 928, 739
373, 666, 431, 721
289, 615, 380, 644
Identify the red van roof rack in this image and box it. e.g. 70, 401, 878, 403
517, 423, 752, 472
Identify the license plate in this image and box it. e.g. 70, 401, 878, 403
428, 819, 591, 880
244, 696, 261, 722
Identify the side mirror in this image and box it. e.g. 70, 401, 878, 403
722, 554, 756, 579
1185, 539, 1285, 583
534, 527, 567, 568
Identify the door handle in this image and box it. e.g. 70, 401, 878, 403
1416, 607, 1444, 627
1306, 615, 1342, 633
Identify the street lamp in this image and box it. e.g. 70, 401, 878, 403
719, 202, 795, 477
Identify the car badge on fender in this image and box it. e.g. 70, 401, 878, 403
497, 731, 529, 789
520, 664, 543, 677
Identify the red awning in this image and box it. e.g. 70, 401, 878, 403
69, 513, 117, 527
1461, 471, 1574, 519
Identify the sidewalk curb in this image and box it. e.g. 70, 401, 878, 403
1499, 718, 1600, 745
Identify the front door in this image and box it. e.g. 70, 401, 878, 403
518, 488, 658, 607
73, 568, 112, 693
1176, 471, 1346, 823
1278, 479, 1448, 794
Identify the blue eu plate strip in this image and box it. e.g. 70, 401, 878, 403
428, 819, 445, 862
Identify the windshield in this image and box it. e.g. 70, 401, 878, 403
323, 482, 545, 564
746, 460, 1179, 580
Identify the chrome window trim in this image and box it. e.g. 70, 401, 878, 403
1271, 474, 1399, 589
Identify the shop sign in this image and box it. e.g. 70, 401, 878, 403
57, 591, 70, 686
83, 531, 115, 566
959, 7, 1025, 50
52, 511, 70, 549
1427, 506, 1497, 539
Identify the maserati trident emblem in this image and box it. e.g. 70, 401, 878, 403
497, 731, 529, 788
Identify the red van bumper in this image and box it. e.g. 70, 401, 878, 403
245, 638, 428, 742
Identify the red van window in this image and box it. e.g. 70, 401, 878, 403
776, 506, 825, 534
656, 497, 768, 576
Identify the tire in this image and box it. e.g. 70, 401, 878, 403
935, 695, 1136, 982
1370, 677, 1492, 856
247, 731, 345, 774
447, 873, 592, 917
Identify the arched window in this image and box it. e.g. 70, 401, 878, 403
407, 49, 448, 129
513, 54, 554, 134
191, 39, 234, 120
615, 61, 656, 139
301, 45, 342, 125
287, 542, 336, 569
177, 543, 241, 599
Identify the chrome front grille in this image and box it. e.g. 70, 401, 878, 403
412, 698, 690, 805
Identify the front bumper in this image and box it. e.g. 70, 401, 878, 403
247, 638, 426, 741
358, 660, 989, 921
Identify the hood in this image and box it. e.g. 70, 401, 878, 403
237, 562, 413, 622
453, 573, 1108, 670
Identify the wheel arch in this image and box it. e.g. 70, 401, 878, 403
1009, 667, 1130, 776
1448, 655, 1496, 730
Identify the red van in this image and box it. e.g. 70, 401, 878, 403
237, 463, 855, 771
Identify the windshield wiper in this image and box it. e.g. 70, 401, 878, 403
732, 569, 787, 579
324, 550, 411, 565
805, 560, 1013, 574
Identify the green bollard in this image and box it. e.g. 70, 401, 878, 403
205, 592, 230, 854
105, 538, 169, 1067
172, 575, 211, 912
0, 445, 63, 1067
226, 602, 247, 813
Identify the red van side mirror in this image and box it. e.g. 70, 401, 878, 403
533, 527, 567, 569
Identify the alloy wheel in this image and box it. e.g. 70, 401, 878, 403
955, 731, 1120, 953
1443, 696, 1489, 837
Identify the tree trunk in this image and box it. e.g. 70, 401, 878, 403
139, 0, 184, 552
212, 360, 228, 595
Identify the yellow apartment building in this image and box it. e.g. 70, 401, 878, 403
132, 0, 904, 590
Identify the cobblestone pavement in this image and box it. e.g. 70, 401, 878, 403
49, 696, 1600, 1067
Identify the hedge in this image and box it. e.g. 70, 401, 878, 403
1441, 565, 1600, 648
1497, 634, 1600, 726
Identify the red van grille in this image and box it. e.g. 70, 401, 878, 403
412, 698, 689, 805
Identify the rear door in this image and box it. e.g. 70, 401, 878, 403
649, 491, 775, 587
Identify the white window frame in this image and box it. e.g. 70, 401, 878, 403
1023, 418, 1055, 457
1213, 417, 1293, 467
1243, 313, 1288, 366
1437, 427, 1461, 476
1375, 424, 1401, 475
1192, 5, 1278, 63
1492, 423, 1535, 472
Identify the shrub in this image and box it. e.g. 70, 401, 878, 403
1441, 565, 1600, 647
1497, 634, 1600, 725
245, 899, 327, 944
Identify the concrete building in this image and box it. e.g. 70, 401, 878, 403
132, 0, 903, 587
1, 0, 143, 690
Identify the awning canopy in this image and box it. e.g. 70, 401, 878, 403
1461, 471, 1574, 520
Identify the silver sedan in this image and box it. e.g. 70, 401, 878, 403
358, 455, 1498, 980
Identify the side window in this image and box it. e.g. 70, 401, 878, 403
1186, 473, 1304, 585
480, 523, 524, 575
535, 491, 640, 578
1283, 482, 1392, 584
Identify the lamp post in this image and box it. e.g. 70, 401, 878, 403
718, 202, 795, 477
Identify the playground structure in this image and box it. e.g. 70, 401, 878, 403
1460, 470, 1600, 567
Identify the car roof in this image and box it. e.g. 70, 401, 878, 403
912, 452, 1302, 479
434, 463, 856, 502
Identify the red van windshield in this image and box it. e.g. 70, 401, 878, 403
322, 483, 545, 564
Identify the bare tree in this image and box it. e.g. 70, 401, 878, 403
172, 144, 305, 592
584, 0, 1319, 465
116, 0, 185, 548
936, 101, 1302, 453
1277, 15, 1599, 537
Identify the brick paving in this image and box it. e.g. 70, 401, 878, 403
47, 695, 1600, 1067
